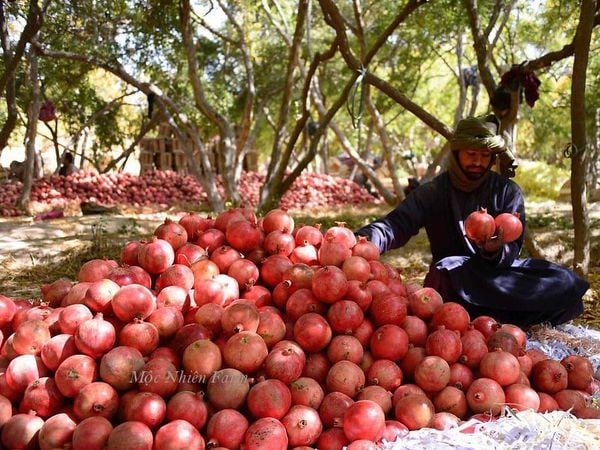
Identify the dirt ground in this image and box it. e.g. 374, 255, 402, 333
0, 200, 598, 325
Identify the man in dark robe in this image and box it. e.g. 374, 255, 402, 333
356, 116, 588, 328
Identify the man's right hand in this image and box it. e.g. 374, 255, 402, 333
481, 226, 504, 254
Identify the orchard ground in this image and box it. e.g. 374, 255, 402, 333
1, 198, 599, 328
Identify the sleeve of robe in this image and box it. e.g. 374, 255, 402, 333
355, 182, 438, 254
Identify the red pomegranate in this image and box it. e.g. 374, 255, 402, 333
342, 400, 385, 442
494, 212, 523, 243
464, 207, 496, 243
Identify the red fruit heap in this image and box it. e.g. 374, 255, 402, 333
0, 207, 597, 449
0, 170, 380, 217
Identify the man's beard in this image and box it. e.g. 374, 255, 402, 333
464, 170, 485, 180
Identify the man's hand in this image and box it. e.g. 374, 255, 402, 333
480, 226, 504, 254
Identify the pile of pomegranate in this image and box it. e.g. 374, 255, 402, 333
0, 170, 379, 217
0, 207, 598, 450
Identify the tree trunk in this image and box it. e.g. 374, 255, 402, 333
18, 51, 41, 210
570, 0, 595, 277
0, 1, 19, 152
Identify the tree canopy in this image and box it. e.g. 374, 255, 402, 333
1, 0, 599, 212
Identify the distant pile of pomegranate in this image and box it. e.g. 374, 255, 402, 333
0, 207, 597, 449
0, 170, 380, 217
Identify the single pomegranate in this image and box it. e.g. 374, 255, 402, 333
311, 265, 349, 304
137, 238, 175, 274
466, 377, 506, 415
111, 285, 156, 322
504, 383, 540, 412
206, 409, 249, 450
106, 421, 153, 450
356, 385, 393, 415
486, 330, 520, 356
370, 324, 409, 361
282, 404, 323, 447
425, 328, 463, 364
352, 236, 380, 260
413, 356, 451, 392
74, 313, 116, 359
464, 207, 496, 243
433, 386, 468, 418
182, 339, 222, 377
19, 376, 64, 418
494, 212, 523, 243
154, 420, 205, 449
244, 417, 289, 450
342, 400, 385, 442
166, 391, 208, 428
326, 361, 365, 399
99, 346, 145, 391
264, 345, 305, 384
479, 350, 521, 386
73, 381, 119, 421
532, 359, 568, 394
207, 368, 250, 410
293, 313, 332, 353
38, 412, 78, 450
560, 355, 594, 390
54, 354, 97, 398
317, 428, 350, 450
222, 331, 268, 373
247, 379, 292, 419
1, 412, 45, 450
154, 218, 188, 250
430, 302, 470, 333
394, 394, 435, 430
289, 377, 325, 410
40, 334, 77, 371
408, 287, 443, 320
71, 416, 113, 450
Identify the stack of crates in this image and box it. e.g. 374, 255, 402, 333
139, 123, 186, 173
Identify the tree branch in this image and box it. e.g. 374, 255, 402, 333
103, 112, 162, 173
0, 0, 48, 93
463, 0, 499, 97
318, 0, 449, 137
261, 0, 292, 46
264, 0, 308, 184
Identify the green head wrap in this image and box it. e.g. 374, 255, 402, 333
450, 116, 508, 153
448, 115, 518, 192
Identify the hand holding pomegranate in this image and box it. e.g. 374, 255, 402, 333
480, 227, 503, 254
464, 208, 522, 247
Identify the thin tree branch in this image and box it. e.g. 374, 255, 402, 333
318, 0, 449, 137
262, 0, 291, 41
463, 0, 498, 97
265, 0, 308, 183
103, 113, 162, 173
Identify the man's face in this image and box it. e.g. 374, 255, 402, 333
457, 148, 492, 179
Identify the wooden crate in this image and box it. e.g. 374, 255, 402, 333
173, 150, 187, 174
157, 152, 173, 170
158, 123, 172, 137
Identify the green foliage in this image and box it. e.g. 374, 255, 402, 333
513, 160, 570, 201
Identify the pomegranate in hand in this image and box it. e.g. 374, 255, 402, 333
494, 212, 523, 243
464, 208, 496, 243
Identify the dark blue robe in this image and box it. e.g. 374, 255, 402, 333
356, 171, 588, 328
